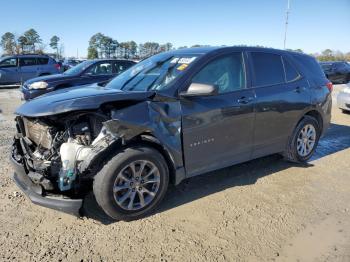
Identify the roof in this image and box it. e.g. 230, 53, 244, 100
166, 46, 309, 56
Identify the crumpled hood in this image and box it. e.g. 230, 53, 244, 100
15, 84, 155, 117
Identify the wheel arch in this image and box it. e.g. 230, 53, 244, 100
295, 109, 324, 134
128, 134, 181, 185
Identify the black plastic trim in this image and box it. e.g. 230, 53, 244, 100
10, 155, 83, 217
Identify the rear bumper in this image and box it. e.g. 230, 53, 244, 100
10, 155, 83, 216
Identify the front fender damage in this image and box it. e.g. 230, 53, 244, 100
78, 100, 185, 184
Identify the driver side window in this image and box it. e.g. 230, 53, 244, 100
86, 62, 113, 75
192, 53, 245, 94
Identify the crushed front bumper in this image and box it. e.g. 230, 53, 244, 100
10, 154, 83, 217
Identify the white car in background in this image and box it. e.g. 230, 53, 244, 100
337, 83, 350, 113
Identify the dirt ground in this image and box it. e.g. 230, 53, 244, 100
0, 85, 349, 262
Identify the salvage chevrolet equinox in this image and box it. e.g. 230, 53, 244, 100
11, 47, 332, 221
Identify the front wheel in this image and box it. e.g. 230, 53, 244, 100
283, 116, 321, 163
93, 146, 169, 221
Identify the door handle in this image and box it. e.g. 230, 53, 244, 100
237, 96, 254, 104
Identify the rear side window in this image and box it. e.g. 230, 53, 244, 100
20, 57, 37, 66
37, 57, 49, 65
291, 54, 327, 86
282, 57, 299, 82
251, 52, 285, 86
114, 61, 134, 74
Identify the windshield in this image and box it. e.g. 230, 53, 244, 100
106, 53, 200, 92
63, 60, 94, 75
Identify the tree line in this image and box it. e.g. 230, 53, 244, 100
87, 32, 174, 59
312, 49, 350, 62
1, 29, 350, 62
0, 28, 63, 58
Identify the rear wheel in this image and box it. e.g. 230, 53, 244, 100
93, 146, 169, 221
283, 116, 320, 163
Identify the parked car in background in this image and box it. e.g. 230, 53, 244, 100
320, 61, 350, 84
62, 58, 86, 71
337, 83, 350, 113
0, 54, 60, 85
11, 47, 332, 220
21, 59, 136, 100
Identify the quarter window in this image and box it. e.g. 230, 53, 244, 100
283, 57, 299, 82
192, 53, 246, 94
251, 52, 285, 86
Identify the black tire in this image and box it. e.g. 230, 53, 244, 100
283, 115, 321, 163
342, 109, 350, 114
93, 146, 169, 221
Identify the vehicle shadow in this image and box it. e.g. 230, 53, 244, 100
83, 123, 350, 224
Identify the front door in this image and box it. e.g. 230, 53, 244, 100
181, 52, 255, 177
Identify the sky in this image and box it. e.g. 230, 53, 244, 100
0, 0, 349, 57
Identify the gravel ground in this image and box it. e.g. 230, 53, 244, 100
0, 85, 349, 262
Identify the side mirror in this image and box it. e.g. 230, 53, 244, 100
180, 83, 218, 97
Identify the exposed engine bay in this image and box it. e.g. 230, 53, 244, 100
11, 89, 185, 215
13, 111, 117, 195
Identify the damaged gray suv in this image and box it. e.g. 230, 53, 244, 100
11, 47, 332, 221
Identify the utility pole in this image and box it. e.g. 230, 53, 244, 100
283, 0, 291, 49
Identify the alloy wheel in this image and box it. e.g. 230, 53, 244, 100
297, 124, 316, 157
113, 160, 161, 211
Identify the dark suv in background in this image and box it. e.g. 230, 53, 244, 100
11, 47, 332, 221
320, 61, 350, 84
0, 54, 60, 85
21, 59, 136, 100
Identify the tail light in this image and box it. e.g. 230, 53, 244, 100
54, 63, 61, 70
326, 82, 333, 92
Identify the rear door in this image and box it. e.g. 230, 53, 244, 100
19, 57, 38, 82
248, 51, 311, 158
181, 52, 256, 176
